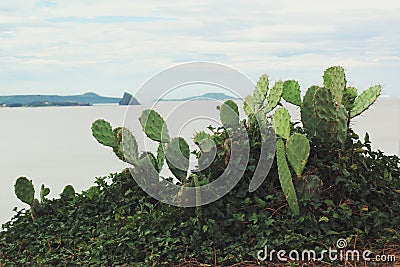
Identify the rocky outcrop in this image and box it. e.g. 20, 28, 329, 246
119, 92, 140, 105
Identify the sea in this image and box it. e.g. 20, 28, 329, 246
0, 98, 399, 225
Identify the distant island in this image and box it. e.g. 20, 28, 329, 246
159, 93, 241, 102
0, 92, 140, 107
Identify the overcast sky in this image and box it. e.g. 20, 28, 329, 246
1, 0, 399, 98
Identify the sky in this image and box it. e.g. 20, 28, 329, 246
1, 0, 400, 98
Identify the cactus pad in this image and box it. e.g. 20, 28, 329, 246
323, 66, 346, 105
243, 95, 255, 116
272, 107, 291, 139
14, 177, 35, 205
266, 80, 284, 112
343, 87, 358, 111
350, 85, 381, 118
286, 133, 310, 177
253, 74, 269, 109
91, 119, 117, 147
276, 139, 300, 215
140, 109, 170, 143
60, 185, 75, 199
165, 137, 190, 181
282, 80, 302, 106
120, 128, 139, 165
156, 143, 165, 173
220, 100, 240, 129
40, 184, 50, 203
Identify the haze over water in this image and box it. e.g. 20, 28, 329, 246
0, 99, 399, 225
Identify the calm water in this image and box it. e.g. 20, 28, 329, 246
0, 99, 399, 225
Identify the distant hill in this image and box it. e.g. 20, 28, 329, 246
0, 92, 121, 107
159, 93, 241, 102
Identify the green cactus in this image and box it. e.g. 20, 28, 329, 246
194, 131, 214, 153
272, 107, 291, 139
243, 95, 255, 117
140, 109, 170, 143
343, 87, 358, 111
253, 74, 269, 110
266, 80, 284, 112
286, 133, 310, 178
14, 177, 35, 205
120, 128, 139, 165
350, 85, 381, 118
91, 119, 117, 147
112, 127, 125, 161
301, 86, 348, 146
220, 100, 240, 129
282, 80, 302, 106
40, 184, 50, 203
156, 143, 165, 173
165, 137, 190, 182
323, 66, 346, 105
276, 139, 300, 215
60, 185, 75, 200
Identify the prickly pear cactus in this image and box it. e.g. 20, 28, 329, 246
323, 66, 346, 105
156, 143, 165, 173
165, 137, 190, 181
272, 107, 291, 139
282, 80, 302, 106
266, 80, 284, 112
40, 184, 50, 203
286, 133, 310, 177
14, 177, 35, 205
140, 109, 170, 143
60, 185, 75, 200
301, 86, 348, 146
343, 87, 358, 111
253, 74, 269, 110
350, 85, 381, 118
220, 100, 240, 129
91, 119, 117, 147
120, 128, 139, 165
276, 139, 300, 215
194, 131, 214, 153
243, 95, 255, 117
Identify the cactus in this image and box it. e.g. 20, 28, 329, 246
140, 109, 170, 143
323, 66, 346, 105
156, 143, 165, 173
286, 133, 310, 178
276, 139, 300, 215
220, 100, 240, 129
14, 177, 35, 205
91, 119, 118, 147
301, 86, 348, 146
350, 85, 381, 118
272, 107, 291, 139
120, 128, 139, 165
40, 184, 50, 203
194, 131, 214, 153
282, 80, 302, 106
253, 74, 269, 110
60, 185, 75, 200
243, 95, 255, 117
165, 137, 190, 182
343, 87, 358, 111
266, 80, 284, 112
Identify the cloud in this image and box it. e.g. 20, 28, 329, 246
0, 0, 399, 97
